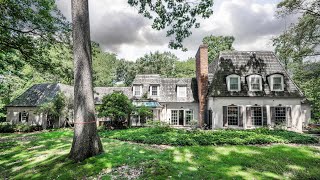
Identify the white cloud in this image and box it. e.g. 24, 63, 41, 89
55, 0, 295, 61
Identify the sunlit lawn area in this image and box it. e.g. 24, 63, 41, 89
0, 129, 319, 179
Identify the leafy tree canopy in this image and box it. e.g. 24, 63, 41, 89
0, 0, 71, 75
202, 35, 235, 63
129, 0, 214, 50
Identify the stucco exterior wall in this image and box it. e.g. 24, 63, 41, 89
160, 102, 199, 125
208, 97, 308, 132
6, 106, 70, 128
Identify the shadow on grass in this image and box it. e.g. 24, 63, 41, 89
0, 129, 319, 179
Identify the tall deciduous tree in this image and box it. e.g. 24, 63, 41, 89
202, 35, 235, 63
69, 0, 103, 162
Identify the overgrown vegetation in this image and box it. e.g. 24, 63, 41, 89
0, 129, 319, 179
0, 122, 42, 133
101, 127, 319, 146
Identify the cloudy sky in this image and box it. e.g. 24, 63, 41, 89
55, 0, 296, 61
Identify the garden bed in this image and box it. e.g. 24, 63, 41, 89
100, 127, 319, 146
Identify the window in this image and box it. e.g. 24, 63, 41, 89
133, 85, 142, 96
185, 110, 193, 125
270, 74, 284, 91
251, 107, 263, 126
227, 106, 239, 125
249, 75, 262, 91
150, 85, 159, 96
19, 111, 29, 122
177, 86, 187, 97
226, 75, 241, 91
171, 110, 178, 125
275, 107, 286, 125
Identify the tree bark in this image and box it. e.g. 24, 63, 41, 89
69, 0, 103, 162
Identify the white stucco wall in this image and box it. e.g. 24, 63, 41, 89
6, 107, 70, 128
208, 97, 308, 132
159, 102, 199, 125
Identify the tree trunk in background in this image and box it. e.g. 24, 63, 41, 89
69, 0, 103, 162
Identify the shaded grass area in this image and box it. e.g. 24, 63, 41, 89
100, 127, 319, 146
0, 129, 319, 179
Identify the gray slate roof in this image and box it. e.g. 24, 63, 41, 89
7, 83, 73, 107
132, 74, 198, 102
94, 87, 132, 104
208, 51, 304, 97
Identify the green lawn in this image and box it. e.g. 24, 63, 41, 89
0, 129, 319, 179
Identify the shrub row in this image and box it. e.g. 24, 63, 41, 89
100, 127, 319, 146
0, 122, 43, 133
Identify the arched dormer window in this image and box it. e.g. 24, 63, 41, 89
248, 74, 262, 91
226, 74, 241, 91
269, 74, 284, 91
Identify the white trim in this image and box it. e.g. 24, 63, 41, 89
169, 109, 193, 126
149, 85, 159, 97
226, 106, 239, 126
248, 75, 262, 91
226, 74, 241, 92
270, 74, 284, 91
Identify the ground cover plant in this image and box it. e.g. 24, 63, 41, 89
0, 129, 319, 179
100, 127, 319, 146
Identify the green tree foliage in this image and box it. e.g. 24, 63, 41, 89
273, 0, 319, 63
202, 35, 235, 63
98, 92, 134, 126
128, 0, 214, 50
0, 0, 71, 75
174, 57, 196, 78
36, 93, 67, 119
136, 105, 153, 124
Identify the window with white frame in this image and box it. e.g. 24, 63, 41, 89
133, 85, 142, 96
177, 85, 187, 97
270, 74, 284, 91
19, 111, 29, 122
150, 85, 159, 96
251, 107, 263, 126
185, 110, 193, 125
227, 106, 239, 125
249, 75, 262, 91
226, 75, 241, 91
275, 107, 286, 125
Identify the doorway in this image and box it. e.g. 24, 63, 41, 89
179, 110, 184, 125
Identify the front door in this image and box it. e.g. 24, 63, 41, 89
179, 110, 184, 125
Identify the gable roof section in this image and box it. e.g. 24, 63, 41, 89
208, 51, 304, 97
7, 83, 73, 107
94, 87, 132, 104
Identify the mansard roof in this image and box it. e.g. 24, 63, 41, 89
208, 51, 304, 97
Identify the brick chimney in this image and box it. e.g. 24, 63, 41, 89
195, 44, 208, 128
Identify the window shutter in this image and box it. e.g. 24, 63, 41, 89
287, 107, 292, 128
26, 112, 29, 122
270, 107, 276, 127
18, 112, 22, 122
262, 106, 267, 126
239, 106, 243, 127
223, 106, 228, 127
246, 107, 252, 127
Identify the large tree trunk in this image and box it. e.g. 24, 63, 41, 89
69, 0, 103, 162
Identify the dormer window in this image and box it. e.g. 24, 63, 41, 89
133, 85, 142, 96
226, 75, 241, 91
150, 85, 159, 96
270, 74, 284, 91
177, 85, 187, 97
249, 75, 262, 91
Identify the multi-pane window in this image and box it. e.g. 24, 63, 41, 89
185, 110, 193, 125
250, 76, 261, 91
227, 106, 239, 125
20, 111, 28, 122
230, 77, 239, 90
177, 86, 187, 97
171, 110, 178, 125
151, 86, 158, 96
273, 77, 283, 91
134, 85, 141, 96
251, 107, 263, 126
275, 107, 286, 125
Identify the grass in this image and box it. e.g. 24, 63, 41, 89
100, 127, 319, 145
0, 128, 319, 179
